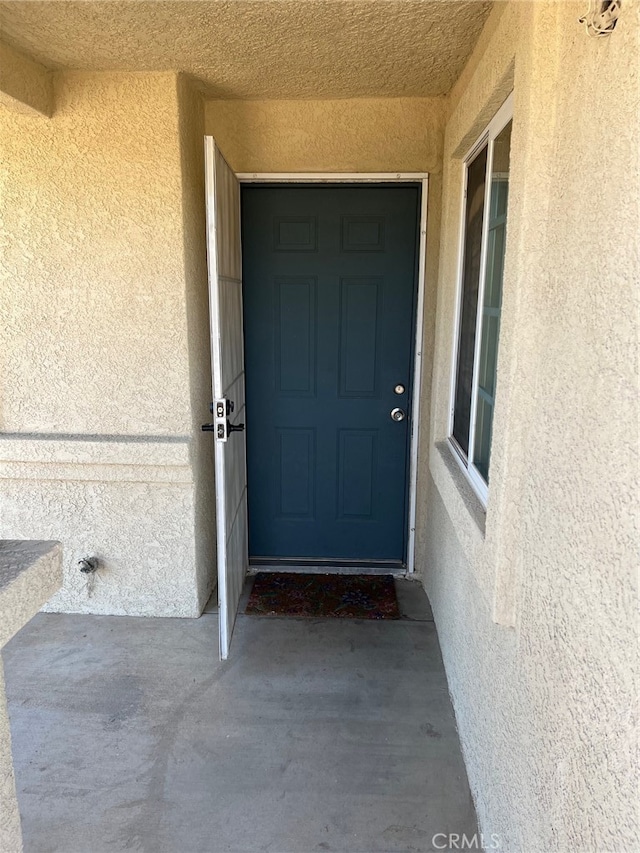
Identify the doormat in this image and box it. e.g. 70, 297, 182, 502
245, 572, 400, 620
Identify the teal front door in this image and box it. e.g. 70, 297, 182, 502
242, 184, 419, 566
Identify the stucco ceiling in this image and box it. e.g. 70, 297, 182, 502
0, 1, 492, 99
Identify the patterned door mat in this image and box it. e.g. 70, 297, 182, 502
245, 572, 400, 619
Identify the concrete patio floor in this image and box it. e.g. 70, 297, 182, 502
3, 579, 477, 853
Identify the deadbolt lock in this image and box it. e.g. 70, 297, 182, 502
213, 400, 235, 418
394, 384, 406, 395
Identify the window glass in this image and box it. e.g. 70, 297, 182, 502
449, 94, 513, 503
472, 120, 512, 482
452, 145, 487, 455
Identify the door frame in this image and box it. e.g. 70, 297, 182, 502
236, 172, 429, 574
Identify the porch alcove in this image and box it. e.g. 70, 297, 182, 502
0, 540, 62, 853
0, 0, 637, 849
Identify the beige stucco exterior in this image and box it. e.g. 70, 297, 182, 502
0, 540, 62, 852
425, 1, 638, 850
0, 72, 216, 616
0, 40, 52, 117
204, 97, 445, 174
0, 0, 638, 848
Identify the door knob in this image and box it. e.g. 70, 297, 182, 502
201, 420, 245, 436
390, 407, 406, 422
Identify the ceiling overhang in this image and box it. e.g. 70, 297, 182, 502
0, 1, 493, 100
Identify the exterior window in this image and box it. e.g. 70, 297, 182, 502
450, 95, 513, 504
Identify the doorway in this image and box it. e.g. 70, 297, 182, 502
241, 182, 424, 571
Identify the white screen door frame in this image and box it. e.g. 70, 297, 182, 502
204, 136, 248, 660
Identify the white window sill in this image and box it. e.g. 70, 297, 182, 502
435, 440, 486, 538
429, 441, 492, 614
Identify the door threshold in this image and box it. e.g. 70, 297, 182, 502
248, 559, 407, 576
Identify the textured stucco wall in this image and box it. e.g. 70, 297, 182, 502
0, 73, 216, 616
1, 72, 190, 436
0, 540, 61, 853
0, 40, 52, 117
425, 2, 639, 850
204, 97, 444, 174
177, 76, 217, 612
0, 655, 21, 852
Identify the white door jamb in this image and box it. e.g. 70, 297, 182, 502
236, 172, 430, 574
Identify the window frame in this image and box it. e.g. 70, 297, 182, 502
448, 92, 514, 508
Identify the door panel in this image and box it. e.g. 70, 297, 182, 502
277, 427, 316, 517
242, 185, 419, 564
337, 430, 377, 518
339, 277, 381, 396
275, 276, 317, 395
204, 137, 247, 659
